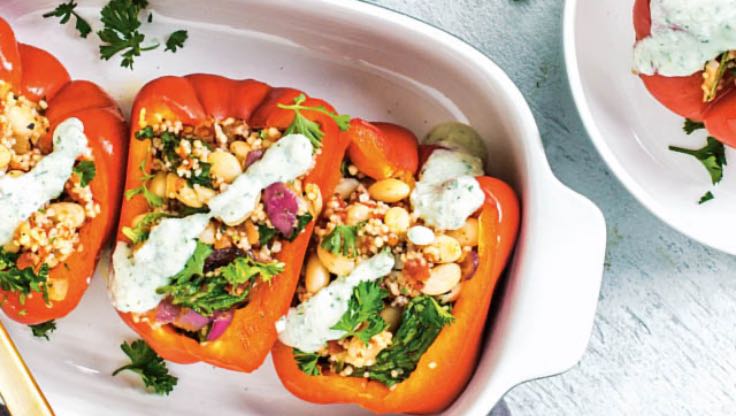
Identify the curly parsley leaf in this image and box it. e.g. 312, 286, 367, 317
699, 191, 715, 205
165, 30, 188, 52
353, 296, 454, 387
113, 339, 177, 395
277, 94, 350, 149
122, 212, 169, 244
257, 224, 278, 247
331, 280, 388, 344
73, 160, 96, 187
683, 119, 706, 135
187, 161, 213, 188
98, 0, 159, 69
29, 320, 56, 340
669, 137, 727, 185
221, 257, 284, 285
0, 249, 49, 305
43, 1, 92, 38
125, 160, 163, 207
321, 223, 362, 258
293, 349, 321, 376
135, 125, 154, 140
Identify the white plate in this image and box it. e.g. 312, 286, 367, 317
565, 0, 736, 254
1, 1, 606, 415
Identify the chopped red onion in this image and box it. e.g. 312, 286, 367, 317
174, 309, 211, 332
461, 251, 479, 280
244, 149, 264, 168
207, 310, 234, 341
263, 182, 299, 236
155, 300, 179, 324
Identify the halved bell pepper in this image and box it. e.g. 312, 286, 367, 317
271, 120, 520, 413
0, 17, 127, 325
115, 74, 349, 371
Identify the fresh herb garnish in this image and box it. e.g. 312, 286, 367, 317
187, 161, 213, 188
353, 296, 454, 387
258, 224, 278, 246
669, 137, 727, 185
0, 249, 49, 305
683, 119, 705, 135
293, 349, 321, 376
29, 320, 56, 340
699, 191, 715, 205
43, 1, 92, 38
156, 242, 276, 316
113, 339, 177, 395
122, 212, 169, 244
258, 213, 312, 245
135, 125, 154, 140
73, 160, 96, 187
98, 0, 159, 69
165, 30, 188, 52
321, 223, 362, 258
220, 256, 285, 285
125, 160, 164, 207
331, 280, 388, 344
277, 94, 350, 149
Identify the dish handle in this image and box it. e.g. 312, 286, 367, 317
448, 178, 606, 414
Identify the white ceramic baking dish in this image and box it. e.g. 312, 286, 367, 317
0, 1, 606, 414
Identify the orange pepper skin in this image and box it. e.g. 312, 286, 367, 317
116, 74, 349, 372
272, 127, 520, 414
345, 119, 419, 181
0, 18, 127, 325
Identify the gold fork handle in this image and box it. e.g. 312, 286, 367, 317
0, 322, 54, 416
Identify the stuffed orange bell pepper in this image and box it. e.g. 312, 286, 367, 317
0, 17, 126, 326
272, 120, 520, 413
106, 74, 349, 372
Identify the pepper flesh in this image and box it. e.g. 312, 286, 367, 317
271, 122, 520, 414
0, 18, 127, 325
115, 74, 349, 372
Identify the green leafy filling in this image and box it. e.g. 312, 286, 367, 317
73, 160, 96, 187
293, 349, 321, 376
121, 212, 170, 244
352, 296, 454, 387
124, 160, 163, 208
331, 280, 388, 344
321, 223, 362, 258
156, 242, 283, 316
0, 249, 49, 305
112, 339, 177, 395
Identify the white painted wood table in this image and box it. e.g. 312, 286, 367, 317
368, 0, 736, 415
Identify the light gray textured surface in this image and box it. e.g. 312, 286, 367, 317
367, 0, 736, 415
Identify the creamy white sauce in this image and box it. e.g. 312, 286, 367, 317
276, 251, 395, 353
0, 118, 89, 245
109, 134, 314, 313
410, 148, 485, 231
633, 0, 736, 76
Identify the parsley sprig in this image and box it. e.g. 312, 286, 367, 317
321, 223, 363, 258
43, 1, 92, 38
0, 249, 49, 305
122, 212, 169, 244
29, 320, 57, 340
98, 0, 159, 69
277, 94, 350, 149
44, 0, 189, 69
113, 339, 177, 395
669, 137, 727, 185
331, 280, 388, 344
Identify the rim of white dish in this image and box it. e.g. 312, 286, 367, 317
562, 0, 728, 253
